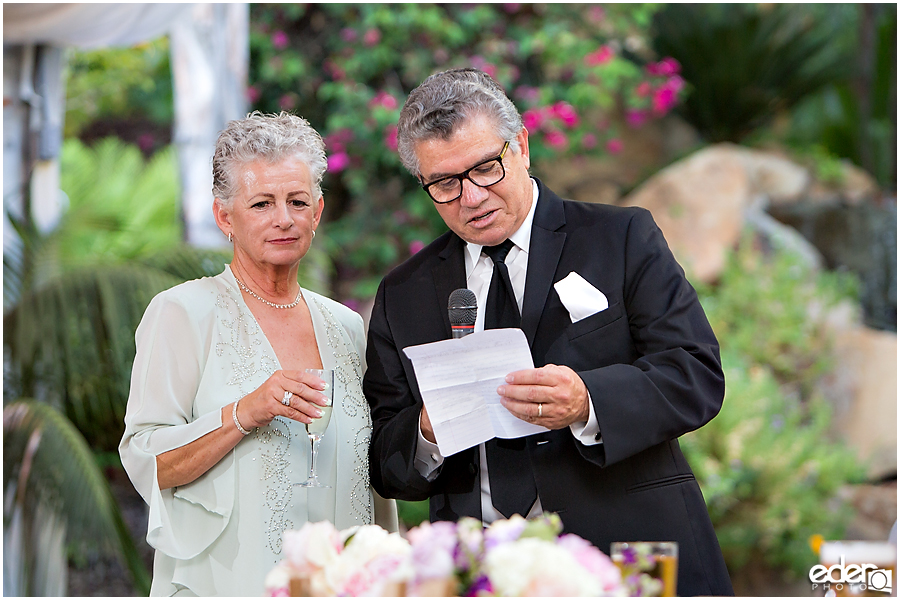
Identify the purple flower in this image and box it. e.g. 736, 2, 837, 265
342, 298, 361, 312
327, 152, 351, 173
271, 30, 289, 50
466, 574, 493, 596
408, 240, 426, 255
340, 27, 357, 42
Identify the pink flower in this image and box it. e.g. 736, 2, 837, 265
137, 133, 155, 153
408, 240, 426, 255
581, 133, 598, 149
482, 63, 498, 78
271, 30, 289, 50
384, 125, 398, 151
551, 101, 579, 127
584, 45, 614, 67
522, 108, 544, 132
246, 85, 261, 103
626, 109, 647, 128
544, 130, 568, 149
666, 75, 685, 93
658, 57, 681, 76
340, 28, 357, 42
363, 28, 381, 46
556, 534, 623, 595
279, 93, 296, 111
652, 87, 677, 115
327, 152, 351, 173
370, 90, 398, 110
644, 62, 660, 76
514, 86, 540, 103
408, 520, 457, 580
324, 60, 345, 81
588, 6, 606, 22
605, 138, 623, 154
635, 81, 652, 97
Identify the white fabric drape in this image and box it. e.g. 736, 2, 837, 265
3, 4, 193, 49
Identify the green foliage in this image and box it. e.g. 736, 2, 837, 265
688, 239, 864, 578
785, 5, 896, 189
4, 400, 151, 594
64, 38, 173, 139
697, 235, 859, 394
250, 3, 683, 298
681, 353, 863, 576
652, 4, 853, 142
397, 499, 430, 529
56, 138, 181, 267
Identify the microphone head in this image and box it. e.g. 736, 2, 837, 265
448, 288, 477, 327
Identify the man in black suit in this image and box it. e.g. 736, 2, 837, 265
364, 68, 733, 595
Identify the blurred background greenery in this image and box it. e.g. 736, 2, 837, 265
4, 3, 895, 596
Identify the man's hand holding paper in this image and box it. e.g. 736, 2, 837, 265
403, 328, 548, 456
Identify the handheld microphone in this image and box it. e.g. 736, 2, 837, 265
448, 288, 477, 338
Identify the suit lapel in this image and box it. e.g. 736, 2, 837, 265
522, 179, 567, 346
433, 234, 468, 338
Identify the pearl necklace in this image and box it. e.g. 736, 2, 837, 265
234, 276, 302, 309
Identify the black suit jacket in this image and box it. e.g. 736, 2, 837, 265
364, 179, 733, 595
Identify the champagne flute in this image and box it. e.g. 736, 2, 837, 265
295, 368, 334, 488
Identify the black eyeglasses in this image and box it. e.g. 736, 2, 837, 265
421, 141, 510, 204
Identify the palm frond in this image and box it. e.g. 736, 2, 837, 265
4, 264, 182, 450
3, 400, 151, 594
652, 4, 854, 142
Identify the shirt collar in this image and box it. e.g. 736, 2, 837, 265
464, 178, 539, 273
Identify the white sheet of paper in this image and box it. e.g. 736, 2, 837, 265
403, 328, 548, 456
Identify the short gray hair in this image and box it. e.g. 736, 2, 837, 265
212, 111, 327, 205
397, 68, 523, 178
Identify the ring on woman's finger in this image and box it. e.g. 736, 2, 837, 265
282, 390, 293, 406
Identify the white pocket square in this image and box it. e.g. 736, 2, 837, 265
554, 272, 609, 323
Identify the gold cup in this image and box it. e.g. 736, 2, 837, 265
611, 541, 679, 597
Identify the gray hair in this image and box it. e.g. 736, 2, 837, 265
212, 111, 327, 205
397, 68, 523, 178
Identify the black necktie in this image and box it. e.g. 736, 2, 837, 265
482, 239, 537, 518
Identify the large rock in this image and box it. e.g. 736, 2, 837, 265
621, 145, 750, 283
824, 325, 898, 480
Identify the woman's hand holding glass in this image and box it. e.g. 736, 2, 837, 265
234, 369, 329, 431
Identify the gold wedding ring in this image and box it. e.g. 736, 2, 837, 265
282, 390, 293, 406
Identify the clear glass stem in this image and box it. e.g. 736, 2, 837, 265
307, 433, 322, 483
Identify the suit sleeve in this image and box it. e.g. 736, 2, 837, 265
364, 280, 439, 501
577, 208, 725, 468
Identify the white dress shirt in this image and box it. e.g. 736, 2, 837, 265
414, 179, 602, 524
